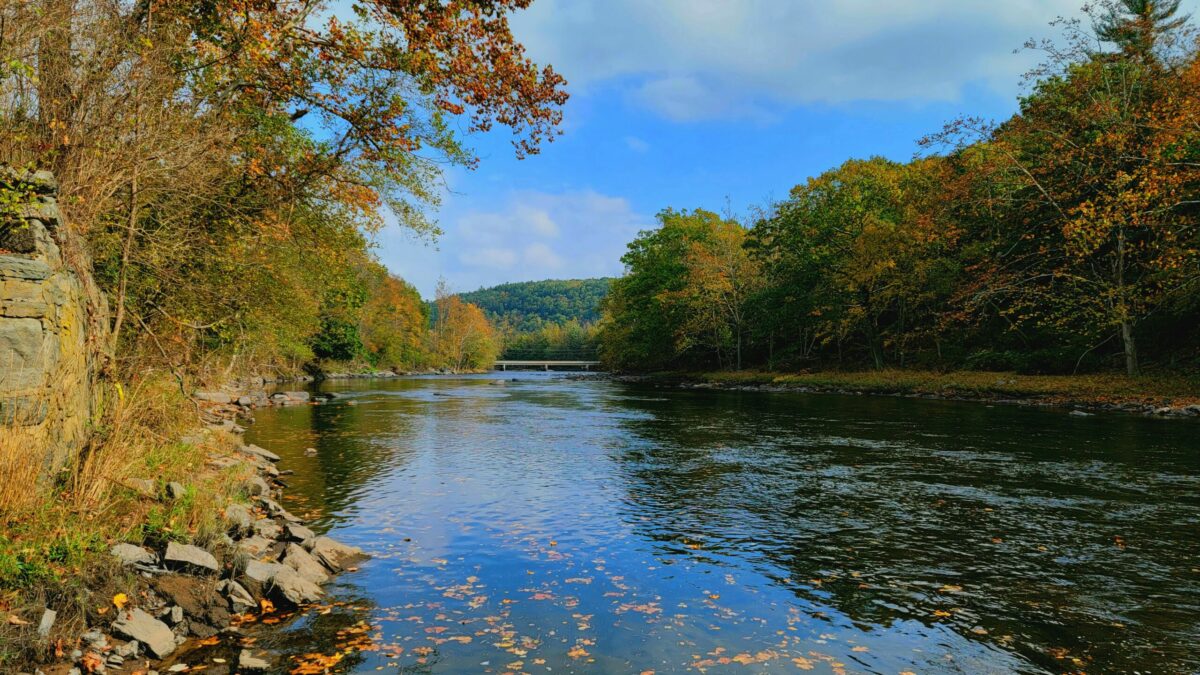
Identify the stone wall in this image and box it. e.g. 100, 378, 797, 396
0, 169, 99, 473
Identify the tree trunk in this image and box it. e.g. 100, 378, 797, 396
1121, 319, 1139, 376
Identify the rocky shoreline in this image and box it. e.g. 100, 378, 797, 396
22, 425, 367, 675
615, 373, 1200, 418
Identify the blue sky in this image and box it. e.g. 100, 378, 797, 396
373, 0, 1195, 297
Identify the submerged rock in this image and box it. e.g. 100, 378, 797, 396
238, 648, 275, 671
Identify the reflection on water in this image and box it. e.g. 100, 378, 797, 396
243, 373, 1200, 673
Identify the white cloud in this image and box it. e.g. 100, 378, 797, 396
459, 247, 518, 269
523, 242, 565, 269
624, 135, 651, 152
510, 0, 1109, 119
378, 189, 652, 295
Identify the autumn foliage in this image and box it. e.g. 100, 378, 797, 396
602, 5, 1200, 375
0, 0, 563, 377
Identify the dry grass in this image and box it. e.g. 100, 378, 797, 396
0, 373, 254, 666
689, 369, 1200, 407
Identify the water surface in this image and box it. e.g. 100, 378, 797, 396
243, 373, 1200, 673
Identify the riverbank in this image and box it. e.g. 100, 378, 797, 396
0, 385, 367, 674
618, 369, 1200, 416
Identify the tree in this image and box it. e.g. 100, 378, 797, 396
600, 209, 753, 371
431, 283, 499, 371
748, 158, 958, 369
1097, 0, 1190, 59
664, 220, 762, 370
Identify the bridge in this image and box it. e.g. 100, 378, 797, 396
494, 360, 601, 371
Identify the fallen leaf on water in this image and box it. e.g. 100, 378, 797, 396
939, 584, 963, 593
851, 646, 868, 652
567, 645, 589, 659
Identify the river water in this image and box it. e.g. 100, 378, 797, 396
242, 373, 1200, 674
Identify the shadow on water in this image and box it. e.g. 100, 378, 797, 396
238, 374, 1200, 674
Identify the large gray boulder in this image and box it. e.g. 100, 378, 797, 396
283, 523, 315, 542
282, 543, 328, 585
269, 566, 323, 605
163, 542, 219, 574
111, 608, 175, 658
306, 537, 368, 572
193, 391, 233, 404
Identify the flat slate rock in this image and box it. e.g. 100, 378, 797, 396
111, 608, 175, 658
163, 541, 219, 574
239, 444, 280, 462
111, 543, 157, 567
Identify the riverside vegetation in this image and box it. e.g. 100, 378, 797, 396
0, 0, 564, 670
599, 2, 1200, 382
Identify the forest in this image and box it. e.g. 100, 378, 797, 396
600, 2, 1200, 376
457, 278, 609, 359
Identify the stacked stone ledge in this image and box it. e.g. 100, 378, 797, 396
0, 168, 99, 473
57, 433, 367, 674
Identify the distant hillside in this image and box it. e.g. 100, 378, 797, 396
459, 278, 613, 332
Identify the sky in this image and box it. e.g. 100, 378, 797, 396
373, 0, 1193, 298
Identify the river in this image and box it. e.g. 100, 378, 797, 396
241, 372, 1200, 673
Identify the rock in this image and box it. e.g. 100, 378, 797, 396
1069, 410, 1092, 417
238, 648, 275, 671
283, 523, 315, 542
244, 474, 271, 497
166, 481, 186, 500
269, 566, 323, 605
224, 503, 254, 535
237, 395, 255, 407
239, 444, 280, 463
169, 606, 184, 625
259, 497, 302, 523
114, 640, 139, 658
128, 478, 157, 498
306, 536, 368, 572
111, 543, 157, 567
163, 542, 219, 574
239, 560, 284, 600
168, 664, 189, 673
36, 608, 55, 637
242, 560, 284, 584
193, 391, 233, 404
217, 580, 256, 613
304, 447, 317, 456
282, 543, 328, 585
253, 518, 283, 540
283, 391, 310, 402
111, 608, 175, 658
235, 535, 275, 558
